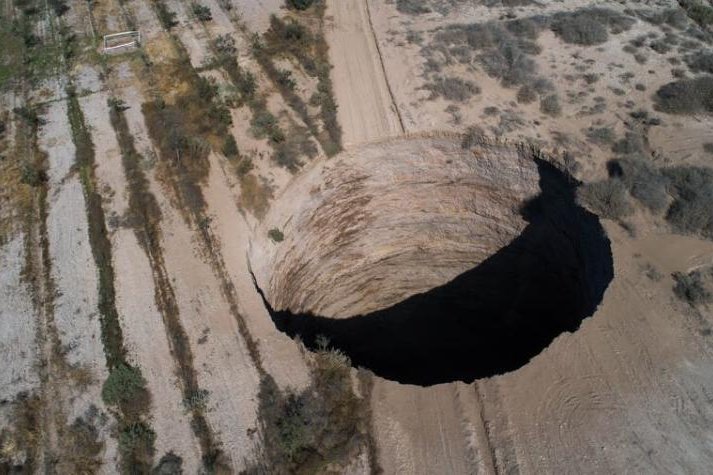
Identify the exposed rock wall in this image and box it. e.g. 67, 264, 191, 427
250, 135, 543, 318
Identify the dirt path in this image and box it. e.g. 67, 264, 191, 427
325, 0, 403, 147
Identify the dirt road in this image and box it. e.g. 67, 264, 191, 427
325, 0, 403, 147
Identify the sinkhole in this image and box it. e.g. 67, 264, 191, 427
249, 135, 613, 386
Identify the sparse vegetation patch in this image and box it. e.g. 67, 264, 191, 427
673, 269, 713, 306
248, 342, 370, 473
654, 76, 713, 115
68, 88, 155, 472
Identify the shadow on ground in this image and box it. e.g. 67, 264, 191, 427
253, 159, 614, 386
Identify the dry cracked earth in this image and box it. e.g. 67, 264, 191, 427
1, 0, 713, 473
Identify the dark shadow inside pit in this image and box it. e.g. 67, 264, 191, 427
253, 159, 614, 386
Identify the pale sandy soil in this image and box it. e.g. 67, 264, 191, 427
230, 0, 284, 33
0, 235, 39, 407
205, 154, 310, 389
40, 99, 119, 471
148, 171, 261, 469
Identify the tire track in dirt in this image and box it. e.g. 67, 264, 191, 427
326, 0, 403, 146
363, 0, 405, 133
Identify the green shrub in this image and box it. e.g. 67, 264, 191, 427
250, 345, 366, 472
654, 76, 713, 115
250, 110, 284, 143
102, 364, 148, 407
191, 2, 212, 21
222, 135, 239, 159
268, 228, 284, 242
577, 179, 633, 219
286, 0, 314, 10
118, 422, 156, 457
20, 162, 47, 187
155, 1, 178, 29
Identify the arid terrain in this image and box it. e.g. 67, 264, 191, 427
1, 0, 713, 473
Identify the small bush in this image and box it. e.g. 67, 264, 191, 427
550, 8, 634, 46
539, 94, 561, 116
663, 166, 713, 238
191, 2, 212, 21
20, 162, 47, 187
577, 179, 632, 219
680, 0, 713, 27
424, 76, 480, 101
672, 270, 712, 305
276, 69, 296, 91
608, 157, 669, 212
551, 14, 608, 45
703, 143, 713, 154
654, 76, 713, 115
153, 452, 183, 475
686, 51, 713, 73
250, 110, 285, 144
636, 8, 688, 29
286, 0, 314, 9
611, 132, 644, 155
222, 135, 239, 159
118, 422, 156, 457
397, 0, 429, 14
155, 2, 178, 29
516, 85, 537, 104
586, 127, 615, 145
268, 228, 284, 242
102, 364, 148, 407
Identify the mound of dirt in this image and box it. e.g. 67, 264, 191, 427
249, 134, 613, 384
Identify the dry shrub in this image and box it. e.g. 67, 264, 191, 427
654, 76, 713, 115
577, 179, 632, 220
663, 166, 713, 239
249, 344, 368, 473
539, 94, 561, 116
0, 393, 42, 473
423, 76, 480, 101
240, 173, 273, 218
550, 8, 634, 45
608, 157, 669, 212
673, 269, 713, 306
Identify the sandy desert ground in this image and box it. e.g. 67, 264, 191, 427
1, 0, 713, 473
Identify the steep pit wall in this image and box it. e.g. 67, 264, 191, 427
249, 135, 613, 384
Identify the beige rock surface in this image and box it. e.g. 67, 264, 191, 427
250, 135, 541, 318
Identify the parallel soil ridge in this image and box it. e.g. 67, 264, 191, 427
250, 135, 614, 385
